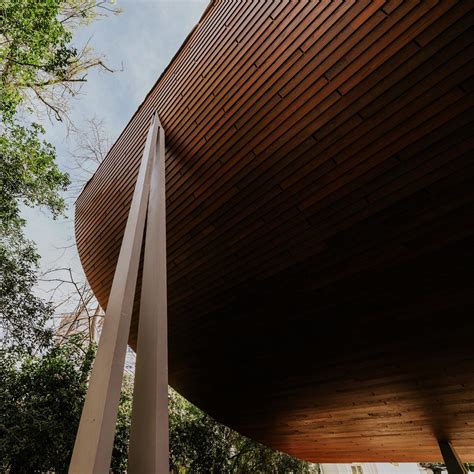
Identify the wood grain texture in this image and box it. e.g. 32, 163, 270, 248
75, 0, 474, 462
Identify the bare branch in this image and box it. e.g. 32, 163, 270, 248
44, 266, 104, 348
32, 89, 63, 122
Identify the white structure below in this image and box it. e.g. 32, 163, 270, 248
69, 114, 169, 473
321, 463, 432, 474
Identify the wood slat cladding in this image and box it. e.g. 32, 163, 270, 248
75, 0, 474, 462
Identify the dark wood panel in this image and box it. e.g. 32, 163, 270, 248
75, 0, 474, 463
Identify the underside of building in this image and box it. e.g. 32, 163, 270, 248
75, 0, 474, 462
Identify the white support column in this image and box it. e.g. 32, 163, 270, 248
69, 115, 160, 474
128, 117, 169, 472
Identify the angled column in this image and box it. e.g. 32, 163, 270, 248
438, 440, 467, 474
128, 117, 169, 473
69, 115, 160, 474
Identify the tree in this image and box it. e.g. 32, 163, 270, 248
0, 346, 318, 474
0, 226, 54, 352
1, 0, 118, 353
111, 375, 134, 474
0, 3, 124, 470
0, 0, 118, 121
0, 337, 94, 473
0, 115, 71, 350
420, 462, 474, 473
0, 121, 70, 225
0, 120, 71, 350
69, 116, 111, 194
168, 387, 319, 473
0, 338, 136, 473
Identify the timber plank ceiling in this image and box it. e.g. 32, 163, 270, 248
75, 0, 474, 462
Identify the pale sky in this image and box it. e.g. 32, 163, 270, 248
23, 0, 208, 302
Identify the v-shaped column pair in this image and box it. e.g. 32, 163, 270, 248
69, 113, 169, 473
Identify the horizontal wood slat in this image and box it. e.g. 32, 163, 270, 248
75, 0, 474, 463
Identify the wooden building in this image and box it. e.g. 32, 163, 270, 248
73, 0, 474, 467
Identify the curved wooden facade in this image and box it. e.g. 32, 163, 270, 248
75, 0, 474, 462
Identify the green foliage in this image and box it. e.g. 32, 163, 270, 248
0, 338, 94, 473
111, 374, 134, 474
0, 343, 138, 473
0, 118, 69, 352
1, 0, 119, 121
0, 0, 74, 355
169, 388, 229, 471
420, 462, 474, 473
0, 0, 118, 356
169, 388, 319, 473
0, 2, 133, 473
0, 348, 318, 473
0, 226, 53, 352
0, 120, 70, 229
230, 438, 317, 473
0, 0, 76, 118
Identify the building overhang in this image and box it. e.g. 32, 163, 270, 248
75, 1, 474, 462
